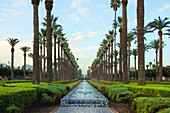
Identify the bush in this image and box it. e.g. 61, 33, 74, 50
41, 93, 54, 105
115, 91, 134, 103
108, 87, 128, 99
0, 87, 37, 113
5, 104, 21, 113
158, 108, 170, 113
65, 85, 70, 91
132, 97, 170, 113
0, 76, 5, 86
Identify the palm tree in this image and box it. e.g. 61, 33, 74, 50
122, 0, 128, 84
149, 62, 152, 69
28, 53, 33, 59
7, 38, 19, 80
164, 29, 170, 38
111, 0, 121, 82
53, 27, 62, 81
32, 0, 40, 84
132, 49, 138, 80
146, 65, 149, 70
20, 46, 31, 80
147, 16, 170, 81
137, 0, 145, 85
127, 33, 135, 82
39, 29, 45, 81
117, 16, 122, 82
45, 0, 53, 83
149, 39, 166, 81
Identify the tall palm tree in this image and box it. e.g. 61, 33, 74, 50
164, 29, 170, 38
117, 16, 122, 82
20, 46, 31, 80
146, 65, 149, 70
132, 49, 138, 80
149, 39, 166, 81
122, 0, 128, 84
137, 0, 145, 85
32, 0, 40, 84
39, 29, 45, 81
7, 38, 19, 80
111, 0, 121, 82
45, 0, 53, 83
147, 16, 170, 81
53, 27, 62, 81
149, 62, 152, 69
127, 33, 135, 82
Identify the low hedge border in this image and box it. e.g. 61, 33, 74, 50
89, 80, 170, 113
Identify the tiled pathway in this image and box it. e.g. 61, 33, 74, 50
55, 80, 114, 113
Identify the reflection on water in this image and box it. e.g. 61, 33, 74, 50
70, 80, 100, 99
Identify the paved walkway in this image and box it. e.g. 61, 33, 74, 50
55, 107, 113, 113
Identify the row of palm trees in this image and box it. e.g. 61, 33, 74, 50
89, 0, 170, 84
6, 0, 80, 83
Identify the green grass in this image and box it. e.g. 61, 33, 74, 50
5, 82, 48, 87
65, 80, 81, 88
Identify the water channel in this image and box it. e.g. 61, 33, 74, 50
55, 80, 114, 113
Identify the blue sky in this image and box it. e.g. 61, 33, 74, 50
0, 0, 170, 74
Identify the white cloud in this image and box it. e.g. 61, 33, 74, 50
130, 19, 137, 27
68, 14, 80, 21
4, 9, 24, 16
7, 0, 29, 8
78, 7, 89, 16
69, 31, 105, 45
157, 4, 170, 12
129, 0, 137, 6
70, 0, 83, 8
0, 18, 5, 21
103, 9, 112, 13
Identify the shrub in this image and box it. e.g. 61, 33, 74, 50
0, 87, 37, 113
41, 93, 54, 105
158, 108, 170, 113
5, 104, 21, 113
115, 91, 134, 103
0, 76, 5, 86
65, 85, 70, 91
108, 87, 128, 99
132, 97, 170, 113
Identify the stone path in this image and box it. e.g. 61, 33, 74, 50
55, 107, 113, 113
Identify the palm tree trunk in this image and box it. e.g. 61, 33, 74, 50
108, 44, 111, 81
106, 48, 108, 81
11, 48, 14, 80
54, 36, 57, 81
58, 39, 60, 81
119, 28, 122, 82
61, 45, 63, 81
111, 39, 114, 82
32, 0, 40, 84
134, 56, 137, 80
40, 45, 42, 81
158, 30, 162, 82
24, 53, 26, 80
104, 51, 106, 80
156, 50, 159, 81
128, 41, 131, 82
45, 0, 53, 83
137, 0, 145, 85
122, 0, 128, 84
43, 39, 46, 82
114, 11, 117, 82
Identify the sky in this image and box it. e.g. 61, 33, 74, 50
0, 0, 170, 74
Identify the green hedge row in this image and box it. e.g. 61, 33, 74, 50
130, 80, 170, 85
0, 80, 81, 113
132, 97, 170, 113
0, 87, 37, 113
92, 80, 170, 97
88, 80, 170, 113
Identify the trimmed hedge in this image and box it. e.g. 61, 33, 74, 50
130, 80, 170, 85
158, 108, 170, 113
132, 97, 170, 113
92, 80, 170, 97
0, 87, 37, 113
